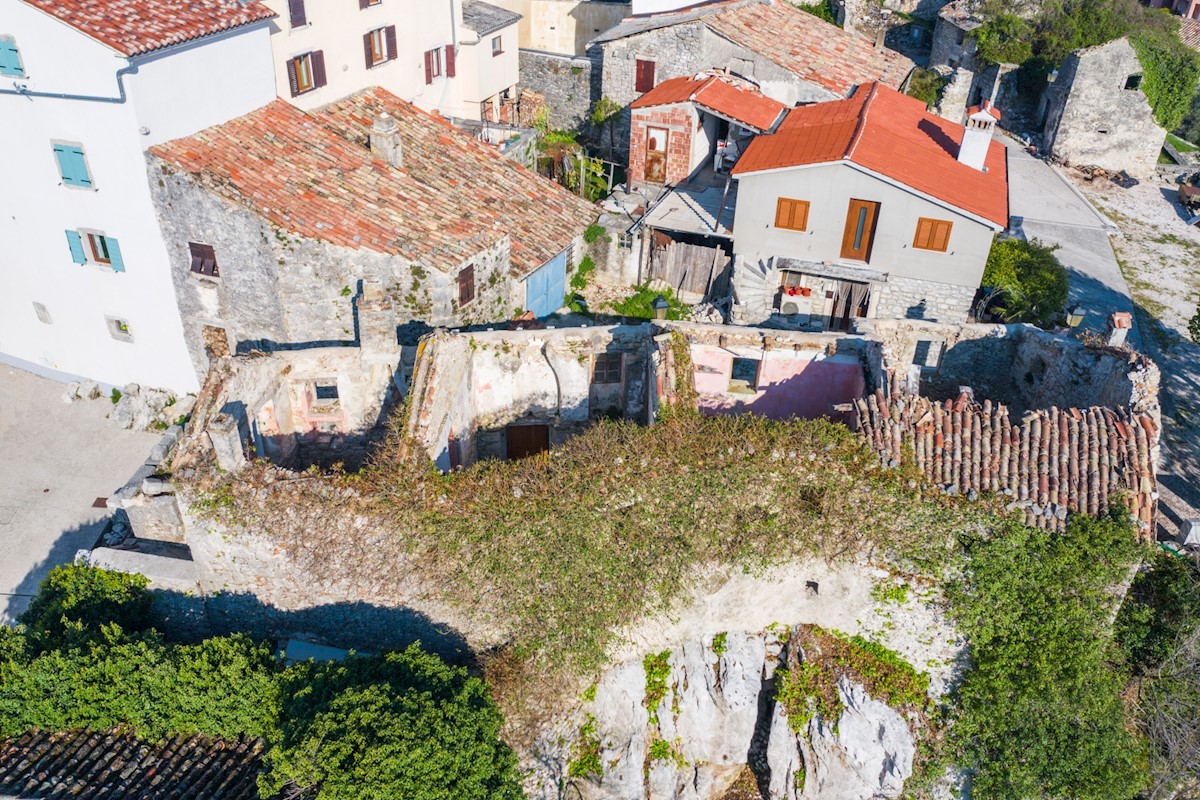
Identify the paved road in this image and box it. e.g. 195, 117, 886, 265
1002, 137, 1139, 344
0, 365, 158, 623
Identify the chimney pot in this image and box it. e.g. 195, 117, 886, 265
370, 112, 403, 169
957, 103, 996, 171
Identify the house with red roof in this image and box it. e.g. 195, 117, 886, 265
1, 0, 279, 392
727, 82, 1009, 330
147, 88, 597, 381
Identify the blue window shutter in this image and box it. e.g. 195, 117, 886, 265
106, 237, 125, 272
0, 40, 22, 77
53, 145, 91, 188
65, 230, 86, 264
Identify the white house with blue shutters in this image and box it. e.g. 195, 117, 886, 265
0, 0, 277, 392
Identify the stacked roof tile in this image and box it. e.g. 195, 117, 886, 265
21, 0, 275, 57
0, 729, 284, 800
149, 88, 597, 276
733, 82, 1009, 227
1180, 19, 1200, 52
595, 0, 914, 96
631, 74, 787, 132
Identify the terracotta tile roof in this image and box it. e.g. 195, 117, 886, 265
706, 0, 914, 95
21, 0, 275, 57
0, 728, 282, 800
733, 82, 1008, 227
594, 0, 912, 96
1180, 19, 1200, 52
969, 101, 1001, 120
149, 88, 596, 276
631, 74, 787, 132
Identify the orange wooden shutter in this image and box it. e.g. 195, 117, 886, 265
791, 200, 809, 231
931, 220, 952, 251
914, 218, 934, 249
775, 198, 792, 228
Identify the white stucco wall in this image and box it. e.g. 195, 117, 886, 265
731, 162, 998, 289
261, 0, 517, 118
631, 0, 695, 14
456, 21, 519, 108
491, 0, 630, 55
0, 1, 277, 391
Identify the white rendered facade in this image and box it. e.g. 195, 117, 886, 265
261, 0, 519, 119
0, 0, 276, 391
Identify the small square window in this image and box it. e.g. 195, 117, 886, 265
188, 242, 219, 278
593, 352, 622, 384
314, 382, 339, 401
492, 35, 503, 56
33, 302, 52, 325
0, 37, 24, 78
617, 232, 634, 249
729, 357, 759, 392
106, 316, 133, 343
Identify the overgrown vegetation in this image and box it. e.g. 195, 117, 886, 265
1189, 303, 1200, 343
971, 10, 1034, 65
981, 237, 1069, 327
568, 714, 604, 779
0, 565, 521, 800
608, 284, 691, 320
1116, 549, 1200, 673
905, 68, 949, 109
946, 511, 1147, 800
643, 650, 672, 725
570, 255, 597, 292
792, 0, 838, 25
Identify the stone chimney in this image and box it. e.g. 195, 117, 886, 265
957, 101, 997, 171
370, 113, 403, 169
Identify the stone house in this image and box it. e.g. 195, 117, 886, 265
929, 0, 983, 73
589, 0, 914, 146
1039, 38, 1166, 178
148, 87, 596, 383
728, 83, 1009, 330
626, 72, 786, 186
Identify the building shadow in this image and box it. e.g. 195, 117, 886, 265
2, 519, 109, 624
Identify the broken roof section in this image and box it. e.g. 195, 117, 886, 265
20, 0, 275, 56
461, 0, 522, 36
594, 0, 914, 96
150, 88, 596, 276
733, 82, 1009, 228
937, 0, 985, 32
632, 73, 788, 133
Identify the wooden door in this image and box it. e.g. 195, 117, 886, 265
506, 424, 550, 460
840, 199, 880, 261
645, 127, 668, 184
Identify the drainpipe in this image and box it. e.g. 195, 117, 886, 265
0, 61, 138, 103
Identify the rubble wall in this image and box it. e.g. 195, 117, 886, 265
518, 50, 595, 130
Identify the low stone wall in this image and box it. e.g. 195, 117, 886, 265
872, 274, 976, 324
518, 50, 595, 130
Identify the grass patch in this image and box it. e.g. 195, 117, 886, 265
1167, 132, 1198, 153
607, 284, 691, 320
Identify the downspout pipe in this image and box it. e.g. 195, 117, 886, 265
0, 61, 138, 103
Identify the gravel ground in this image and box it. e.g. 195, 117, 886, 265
1070, 172, 1200, 533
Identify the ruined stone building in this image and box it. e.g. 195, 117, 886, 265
1039, 38, 1165, 178
726, 83, 1009, 329
147, 87, 597, 383
929, 0, 983, 73
589, 0, 914, 144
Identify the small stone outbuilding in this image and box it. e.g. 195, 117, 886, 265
1039, 37, 1165, 178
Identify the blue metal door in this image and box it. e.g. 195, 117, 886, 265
524, 250, 568, 318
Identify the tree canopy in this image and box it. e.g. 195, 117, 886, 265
981, 237, 1069, 327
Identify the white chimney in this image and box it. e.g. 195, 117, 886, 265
370, 112, 403, 169
957, 101, 997, 171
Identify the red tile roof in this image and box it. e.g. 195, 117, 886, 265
706, 0, 914, 95
21, 0, 275, 56
149, 88, 596, 276
1180, 19, 1200, 52
733, 82, 1009, 227
631, 74, 787, 131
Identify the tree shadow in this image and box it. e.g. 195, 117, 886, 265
2, 519, 109, 625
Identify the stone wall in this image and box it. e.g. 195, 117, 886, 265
872, 274, 976, 323
149, 158, 518, 383
518, 50, 596, 130
1041, 38, 1165, 178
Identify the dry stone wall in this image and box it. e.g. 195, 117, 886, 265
519, 50, 597, 130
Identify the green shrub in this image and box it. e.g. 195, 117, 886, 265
793, 0, 837, 25
260, 645, 522, 800
947, 511, 1146, 799
982, 238, 1069, 327
1130, 28, 1200, 132
571, 255, 597, 291
1116, 549, 1200, 673
610, 284, 690, 320
583, 224, 606, 244
906, 68, 948, 109
18, 564, 152, 651
643, 650, 672, 724
971, 12, 1034, 65
1190, 304, 1200, 343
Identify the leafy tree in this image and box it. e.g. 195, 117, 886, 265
19, 564, 152, 651
906, 67, 949, 109
260, 645, 522, 800
948, 511, 1147, 799
1116, 550, 1200, 673
1190, 303, 1200, 343
971, 12, 1034, 65
589, 96, 622, 159
981, 238, 1069, 327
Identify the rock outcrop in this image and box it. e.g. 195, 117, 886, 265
548, 628, 921, 800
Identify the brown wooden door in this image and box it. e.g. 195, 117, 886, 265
644, 127, 668, 184
506, 424, 550, 460
840, 199, 880, 261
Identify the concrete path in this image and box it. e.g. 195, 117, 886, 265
1002, 137, 1139, 342
0, 365, 158, 623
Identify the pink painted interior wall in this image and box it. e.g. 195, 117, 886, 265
690, 345, 865, 424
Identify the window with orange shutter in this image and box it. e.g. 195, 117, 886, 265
774, 198, 810, 232
913, 217, 953, 252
